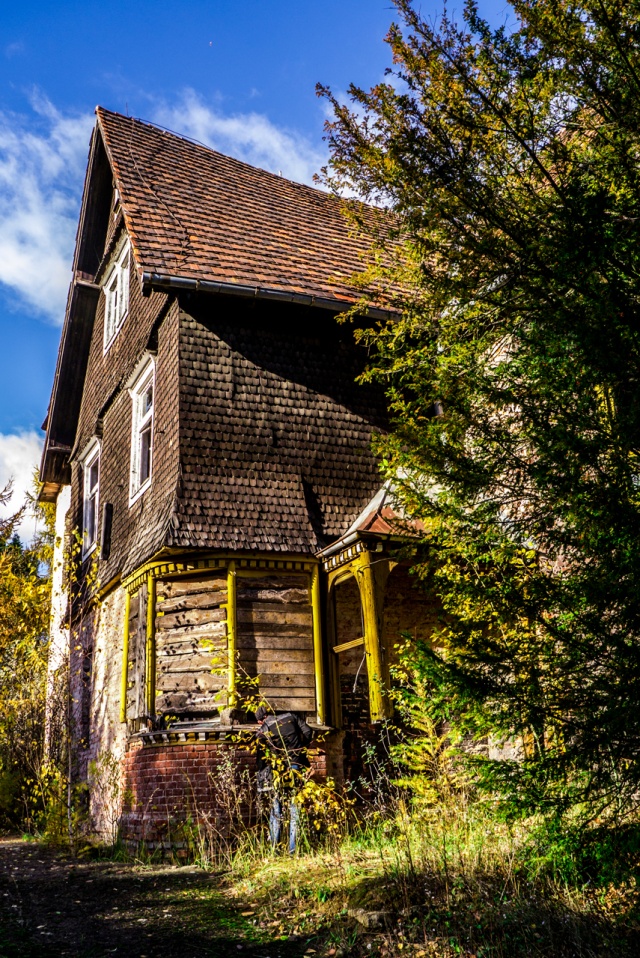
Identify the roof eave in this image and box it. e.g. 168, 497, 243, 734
141, 271, 395, 320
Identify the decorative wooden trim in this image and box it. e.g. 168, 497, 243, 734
322, 540, 367, 574
123, 552, 318, 593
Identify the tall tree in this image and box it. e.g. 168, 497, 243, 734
320, 0, 640, 825
0, 485, 53, 827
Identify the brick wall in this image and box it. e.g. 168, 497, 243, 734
119, 732, 336, 844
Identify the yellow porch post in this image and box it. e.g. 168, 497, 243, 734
226, 561, 238, 708
357, 551, 391, 721
144, 573, 156, 717
310, 564, 326, 725
119, 590, 131, 723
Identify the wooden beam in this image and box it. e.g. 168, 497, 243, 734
356, 551, 392, 722
145, 573, 156, 717
332, 636, 365, 654
310, 564, 325, 725
226, 561, 237, 708
119, 590, 131, 723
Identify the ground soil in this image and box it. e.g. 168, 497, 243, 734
0, 838, 312, 958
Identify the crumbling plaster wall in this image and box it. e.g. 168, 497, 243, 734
86, 584, 128, 841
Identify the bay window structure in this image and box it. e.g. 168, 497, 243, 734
82, 440, 100, 557
129, 357, 155, 503
103, 237, 130, 350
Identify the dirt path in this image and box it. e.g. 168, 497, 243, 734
0, 838, 311, 958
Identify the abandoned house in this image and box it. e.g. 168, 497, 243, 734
40, 108, 436, 842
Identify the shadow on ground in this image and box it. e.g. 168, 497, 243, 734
0, 839, 309, 958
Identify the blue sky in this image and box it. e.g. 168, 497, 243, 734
0, 0, 510, 536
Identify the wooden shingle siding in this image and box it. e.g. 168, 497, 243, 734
170, 301, 387, 555
154, 574, 228, 714
236, 575, 315, 713
70, 290, 181, 593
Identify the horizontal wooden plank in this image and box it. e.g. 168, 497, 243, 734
246, 661, 315, 677
156, 643, 227, 662
156, 590, 227, 614
257, 674, 316, 689
238, 648, 314, 664
156, 607, 226, 630
236, 588, 308, 604
156, 576, 227, 599
156, 672, 227, 692
237, 575, 307, 591
158, 652, 227, 671
157, 691, 226, 710
156, 622, 227, 642
237, 627, 312, 646
258, 696, 316, 711
236, 634, 313, 651
237, 608, 312, 626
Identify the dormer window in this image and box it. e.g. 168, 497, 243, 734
103, 238, 130, 350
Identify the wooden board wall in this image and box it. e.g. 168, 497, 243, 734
154, 574, 228, 714
236, 575, 315, 714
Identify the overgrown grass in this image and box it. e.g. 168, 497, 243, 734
221, 783, 640, 957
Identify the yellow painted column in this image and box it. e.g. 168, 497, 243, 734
310, 564, 326, 725
145, 573, 156, 717
357, 551, 391, 721
226, 561, 238, 708
119, 589, 131, 723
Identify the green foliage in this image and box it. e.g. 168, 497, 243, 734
320, 0, 640, 833
0, 483, 54, 829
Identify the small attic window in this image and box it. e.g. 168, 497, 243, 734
103, 238, 130, 350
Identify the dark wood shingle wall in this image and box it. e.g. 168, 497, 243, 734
69, 274, 181, 592
170, 297, 387, 555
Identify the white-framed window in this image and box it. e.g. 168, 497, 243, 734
103, 237, 130, 350
81, 440, 100, 557
129, 358, 155, 503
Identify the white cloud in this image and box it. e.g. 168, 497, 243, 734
0, 91, 326, 327
153, 89, 326, 186
0, 94, 93, 324
0, 430, 43, 543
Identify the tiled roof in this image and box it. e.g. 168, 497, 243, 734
316, 484, 424, 559
96, 108, 387, 310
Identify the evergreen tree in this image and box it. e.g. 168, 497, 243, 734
320, 0, 640, 825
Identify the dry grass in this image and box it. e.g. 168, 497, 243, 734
222, 791, 640, 957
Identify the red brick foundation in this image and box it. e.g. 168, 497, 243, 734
119, 729, 342, 844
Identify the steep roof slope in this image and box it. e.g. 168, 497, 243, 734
41, 109, 391, 502
96, 108, 385, 309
